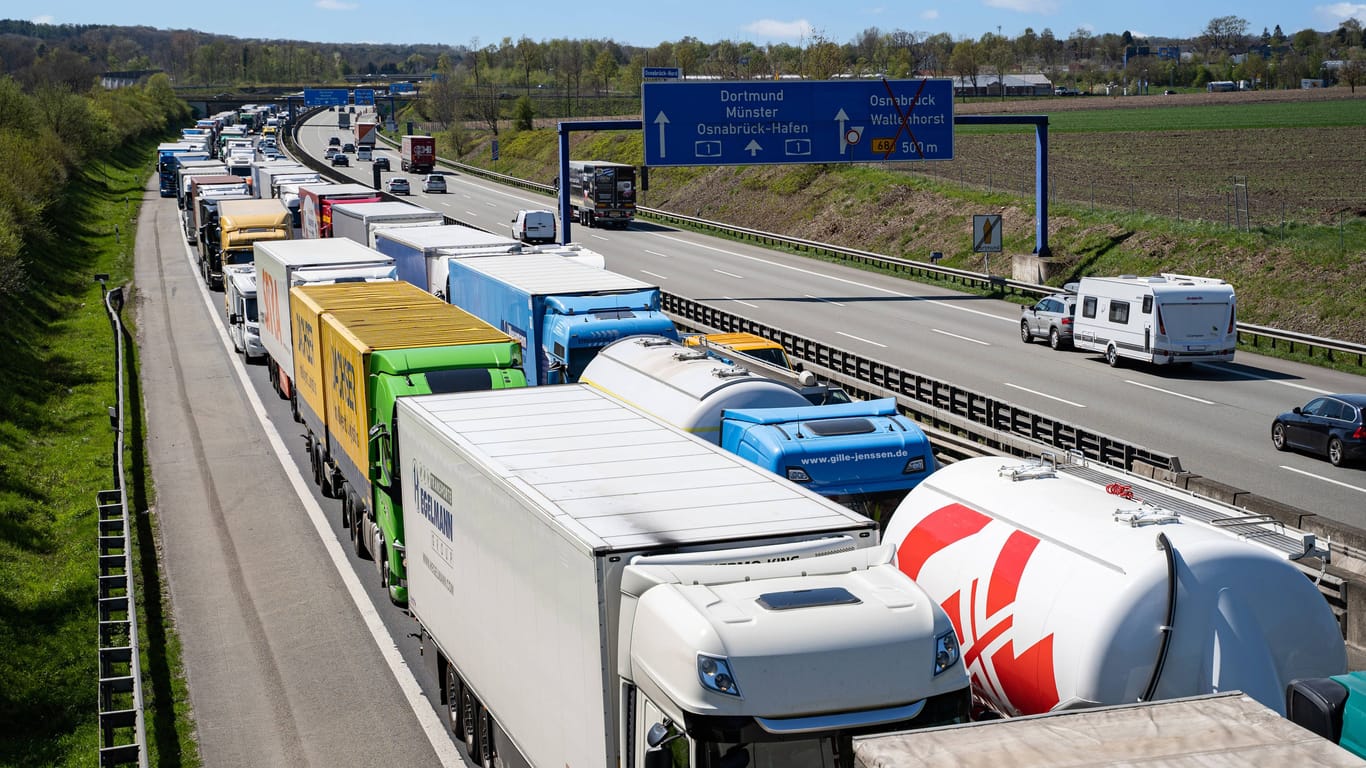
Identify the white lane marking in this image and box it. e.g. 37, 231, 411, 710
931, 328, 990, 346
1210, 367, 1334, 395
591, 234, 610, 241
1005, 382, 1088, 408
179, 239, 464, 767
641, 270, 669, 280
722, 296, 759, 309
463, 210, 480, 217
804, 294, 845, 307
651, 232, 1009, 322
837, 331, 887, 348
644, 249, 671, 258
1125, 379, 1217, 405
713, 268, 745, 279
1280, 466, 1366, 495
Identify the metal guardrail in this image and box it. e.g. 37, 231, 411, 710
96, 280, 148, 768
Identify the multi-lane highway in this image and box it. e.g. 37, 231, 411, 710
295, 112, 1366, 528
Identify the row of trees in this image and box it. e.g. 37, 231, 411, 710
0, 71, 190, 301
2, 16, 1360, 91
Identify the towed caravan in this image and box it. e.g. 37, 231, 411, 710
1071, 273, 1237, 366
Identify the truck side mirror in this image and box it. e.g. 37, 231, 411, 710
643, 750, 673, 768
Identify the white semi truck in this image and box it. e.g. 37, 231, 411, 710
254, 239, 396, 408
882, 452, 1346, 719
401, 385, 971, 768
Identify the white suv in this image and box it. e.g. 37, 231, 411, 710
422, 173, 447, 193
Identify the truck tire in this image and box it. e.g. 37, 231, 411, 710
310, 443, 324, 490
461, 687, 481, 756
351, 510, 370, 559
444, 664, 464, 737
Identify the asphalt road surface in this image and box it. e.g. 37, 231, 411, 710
134, 173, 466, 767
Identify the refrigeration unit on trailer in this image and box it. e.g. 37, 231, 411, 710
1071, 273, 1237, 366
401, 384, 970, 768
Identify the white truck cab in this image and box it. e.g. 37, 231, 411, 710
223, 265, 265, 362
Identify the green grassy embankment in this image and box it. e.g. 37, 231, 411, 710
0, 137, 198, 768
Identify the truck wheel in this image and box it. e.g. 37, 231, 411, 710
1105, 345, 1122, 368
1020, 321, 1032, 344
311, 443, 324, 489
352, 511, 370, 559
444, 664, 464, 736
462, 687, 481, 756
475, 707, 494, 767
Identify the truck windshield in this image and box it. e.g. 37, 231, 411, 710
695, 737, 845, 768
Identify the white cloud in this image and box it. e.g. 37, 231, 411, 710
31, 14, 54, 24
983, 0, 1058, 13
315, 0, 358, 10
920, 9, 940, 20
1315, 2, 1366, 24
742, 18, 815, 40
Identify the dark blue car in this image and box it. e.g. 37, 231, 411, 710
1272, 393, 1366, 467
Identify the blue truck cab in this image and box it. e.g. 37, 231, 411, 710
158, 142, 205, 197
721, 398, 937, 509
445, 253, 677, 385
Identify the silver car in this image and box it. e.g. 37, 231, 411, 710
1021, 293, 1077, 350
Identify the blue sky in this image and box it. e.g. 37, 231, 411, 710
24, 1, 1366, 47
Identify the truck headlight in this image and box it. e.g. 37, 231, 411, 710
934, 630, 960, 676
785, 467, 812, 483
903, 457, 927, 474
698, 654, 742, 697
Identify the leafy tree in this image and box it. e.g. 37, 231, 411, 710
950, 39, 981, 93
593, 48, 618, 94
513, 94, 534, 130
1340, 50, 1366, 92
1201, 15, 1249, 53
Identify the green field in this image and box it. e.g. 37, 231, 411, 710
957, 99, 1366, 133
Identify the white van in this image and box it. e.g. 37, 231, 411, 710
356, 145, 373, 162
1072, 273, 1237, 366
510, 208, 557, 245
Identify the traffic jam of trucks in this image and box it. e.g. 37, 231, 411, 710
169, 115, 1361, 765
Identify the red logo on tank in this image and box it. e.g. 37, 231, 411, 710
897, 503, 1059, 715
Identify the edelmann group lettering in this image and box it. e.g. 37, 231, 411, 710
413, 464, 454, 541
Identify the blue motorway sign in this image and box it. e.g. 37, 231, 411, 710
391, 82, 415, 94
642, 79, 953, 167
303, 88, 349, 107
354, 88, 375, 105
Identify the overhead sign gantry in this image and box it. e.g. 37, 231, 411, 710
642, 79, 955, 167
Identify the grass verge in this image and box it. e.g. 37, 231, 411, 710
0, 136, 199, 767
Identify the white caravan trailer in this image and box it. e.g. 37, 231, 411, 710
1072, 273, 1237, 366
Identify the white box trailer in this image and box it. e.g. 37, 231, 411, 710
400, 385, 971, 768
882, 452, 1345, 720
1072, 273, 1237, 366
328, 200, 444, 250
253, 239, 396, 404
372, 223, 522, 290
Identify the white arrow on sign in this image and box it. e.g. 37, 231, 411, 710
654, 111, 670, 159
835, 108, 849, 155
745, 140, 763, 157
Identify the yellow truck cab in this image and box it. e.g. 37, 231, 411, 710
213, 199, 291, 290
682, 331, 795, 371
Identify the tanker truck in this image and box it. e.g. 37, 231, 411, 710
444, 253, 678, 385
290, 280, 525, 604
580, 336, 938, 515
401, 384, 971, 768
882, 451, 1345, 719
